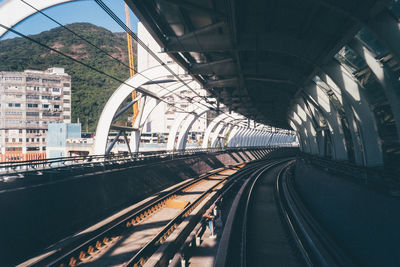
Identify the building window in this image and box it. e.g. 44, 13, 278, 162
42, 79, 60, 84
63, 99, 70, 103
26, 95, 40, 99
54, 105, 60, 109
7, 103, 21, 108
63, 83, 70, 87
4, 77, 22, 81
27, 103, 39, 108
5, 111, 22, 116
26, 77, 39, 82
52, 88, 60, 92
26, 112, 39, 116
53, 96, 61, 100
43, 104, 49, 108
6, 120, 22, 124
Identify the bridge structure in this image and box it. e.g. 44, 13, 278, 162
0, 0, 400, 267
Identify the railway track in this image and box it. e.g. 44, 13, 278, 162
24, 160, 270, 267
214, 160, 354, 267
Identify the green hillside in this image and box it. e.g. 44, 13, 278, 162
0, 22, 136, 131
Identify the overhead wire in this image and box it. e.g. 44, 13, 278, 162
5, 1, 261, 133
19, 0, 216, 114
93, 0, 250, 129
94, 0, 241, 121
0, 24, 204, 119
151, 1, 245, 124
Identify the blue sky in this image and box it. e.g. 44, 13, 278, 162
0, 0, 139, 40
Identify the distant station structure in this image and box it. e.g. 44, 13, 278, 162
0, 67, 71, 162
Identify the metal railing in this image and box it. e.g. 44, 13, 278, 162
0, 146, 282, 179
301, 153, 400, 193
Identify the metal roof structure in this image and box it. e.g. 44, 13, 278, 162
126, 0, 388, 129
127, 0, 400, 172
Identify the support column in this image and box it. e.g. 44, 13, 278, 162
349, 38, 400, 141
321, 61, 383, 166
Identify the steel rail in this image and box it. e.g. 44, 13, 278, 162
276, 163, 355, 267
168, 159, 284, 267
33, 163, 245, 267
214, 158, 292, 267
122, 160, 271, 267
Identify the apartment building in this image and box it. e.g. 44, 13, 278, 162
0, 67, 71, 162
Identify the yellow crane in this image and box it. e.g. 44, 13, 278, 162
125, 3, 138, 126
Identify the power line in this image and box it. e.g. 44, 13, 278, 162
94, 0, 242, 122
1, 5, 252, 131
18, 0, 216, 113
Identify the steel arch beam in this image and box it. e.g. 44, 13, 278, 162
201, 113, 229, 148
349, 38, 400, 142
289, 111, 313, 153
289, 119, 306, 151
133, 80, 199, 152
367, 9, 400, 63
213, 121, 235, 148
166, 110, 190, 151
176, 108, 208, 150
321, 60, 383, 166
94, 64, 183, 155
227, 126, 243, 147
210, 116, 239, 148
293, 97, 323, 156
210, 121, 230, 148
317, 71, 366, 165
303, 83, 348, 160
0, 0, 76, 38
291, 104, 319, 154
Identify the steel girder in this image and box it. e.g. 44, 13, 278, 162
321, 61, 383, 166
349, 38, 400, 141
0, 0, 76, 38
303, 83, 348, 160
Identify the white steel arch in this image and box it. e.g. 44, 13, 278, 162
227, 126, 241, 147
201, 113, 229, 148
0, 0, 75, 38
94, 64, 189, 154
176, 107, 208, 150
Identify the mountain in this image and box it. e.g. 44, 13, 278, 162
0, 22, 136, 131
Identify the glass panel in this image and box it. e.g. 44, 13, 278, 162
335, 45, 366, 74
355, 28, 388, 59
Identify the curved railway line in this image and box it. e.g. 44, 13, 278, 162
22, 155, 352, 267
24, 159, 270, 267
215, 160, 354, 267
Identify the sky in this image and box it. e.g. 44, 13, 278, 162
0, 0, 139, 40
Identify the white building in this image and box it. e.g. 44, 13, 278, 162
137, 22, 207, 138
0, 67, 71, 161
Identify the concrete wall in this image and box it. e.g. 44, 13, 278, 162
294, 159, 400, 267
0, 148, 288, 265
